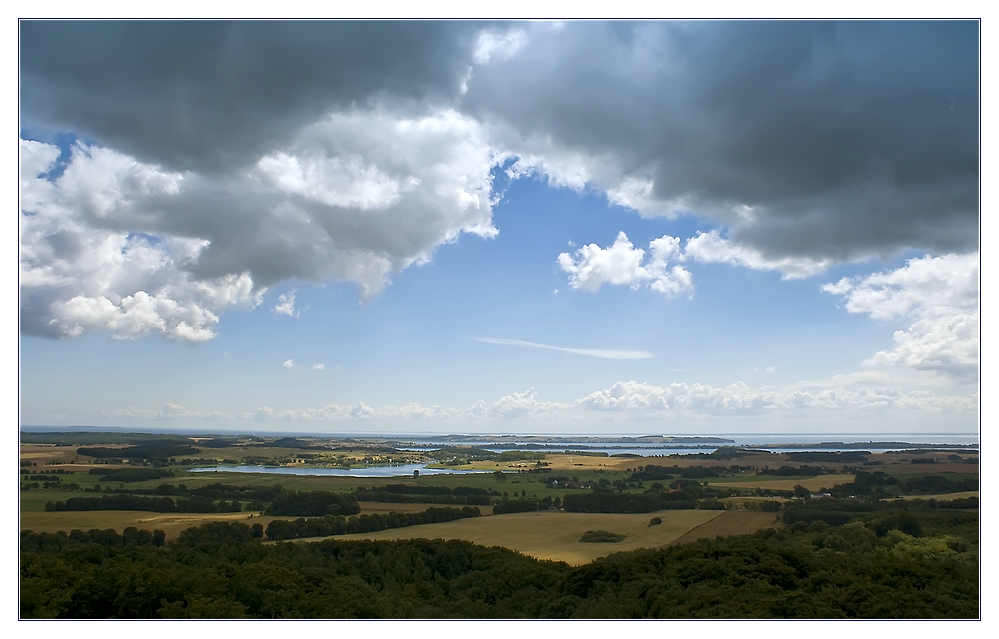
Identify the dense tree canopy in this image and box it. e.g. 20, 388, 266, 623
21, 499, 978, 619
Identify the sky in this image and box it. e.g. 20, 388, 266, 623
17, 20, 981, 436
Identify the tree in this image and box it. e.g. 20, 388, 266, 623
494, 470, 506, 483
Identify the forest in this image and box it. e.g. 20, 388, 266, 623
20, 498, 978, 619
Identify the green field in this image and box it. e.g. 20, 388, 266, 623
710, 474, 854, 491
897, 491, 979, 501
36, 466, 638, 499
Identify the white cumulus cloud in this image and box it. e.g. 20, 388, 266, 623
350, 402, 376, 419
20, 107, 509, 341
822, 253, 979, 381
557, 231, 693, 296
55, 376, 975, 430
20, 140, 261, 341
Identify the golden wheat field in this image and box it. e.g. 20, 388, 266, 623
297, 509, 739, 565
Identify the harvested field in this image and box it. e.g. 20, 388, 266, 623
20, 502, 487, 541
292, 509, 729, 565
20, 510, 275, 542
711, 474, 854, 491
667, 511, 780, 546
19, 444, 82, 465
463, 453, 638, 473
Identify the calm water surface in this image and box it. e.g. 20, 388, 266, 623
189, 463, 492, 478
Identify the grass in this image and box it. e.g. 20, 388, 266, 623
19, 490, 84, 512
709, 474, 854, 491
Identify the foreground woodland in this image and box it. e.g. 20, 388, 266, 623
21, 500, 978, 618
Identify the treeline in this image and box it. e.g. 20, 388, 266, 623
497, 450, 546, 461
561, 490, 727, 514
45, 495, 242, 513
265, 506, 481, 540
782, 496, 980, 529
107, 482, 284, 503
428, 447, 499, 465
22, 527, 166, 551
77, 440, 199, 460
42, 485, 361, 517
563, 492, 664, 513
265, 491, 360, 517
89, 468, 175, 482
356, 485, 493, 506
20, 468, 75, 474
493, 497, 548, 514
757, 465, 828, 476
787, 451, 869, 463
900, 475, 978, 494
21, 500, 978, 618
826, 471, 979, 498
626, 465, 732, 482
25, 475, 73, 482
669, 447, 770, 460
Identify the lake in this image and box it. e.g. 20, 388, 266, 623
189, 463, 493, 478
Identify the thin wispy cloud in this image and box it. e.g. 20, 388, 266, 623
476, 337, 653, 360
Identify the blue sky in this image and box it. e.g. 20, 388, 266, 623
18, 21, 980, 435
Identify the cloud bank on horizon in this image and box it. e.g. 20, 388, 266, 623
18, 21, 979, 433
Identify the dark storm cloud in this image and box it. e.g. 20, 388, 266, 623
464, 21, 980, 260
20, 21, 485, 173
19, 20, 981, 343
